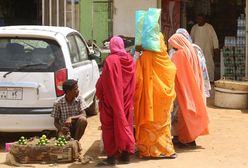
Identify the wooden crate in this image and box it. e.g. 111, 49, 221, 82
10, 138, 81, 164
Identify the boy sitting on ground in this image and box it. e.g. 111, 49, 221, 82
51, 79, 88, 141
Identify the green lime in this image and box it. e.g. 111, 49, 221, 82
41, 135, 47, 139
20, 136, 25, 140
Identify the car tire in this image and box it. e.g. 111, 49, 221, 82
85, 96, 98, 116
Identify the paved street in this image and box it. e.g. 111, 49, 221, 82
1, 90, 248, 168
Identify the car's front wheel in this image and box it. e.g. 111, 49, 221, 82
85, 96, 98, 116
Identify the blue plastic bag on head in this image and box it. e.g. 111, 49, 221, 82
141, 8, 161, 52
135, 10, 146, 46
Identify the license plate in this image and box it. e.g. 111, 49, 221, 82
0, 87, 23, 100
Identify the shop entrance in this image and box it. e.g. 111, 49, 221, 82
182, 0, 246, 80
0, 0, 79, 30
184, 0, 246, 48
0, 0, 41, 26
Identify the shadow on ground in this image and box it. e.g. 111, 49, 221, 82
66, 140, 102, 168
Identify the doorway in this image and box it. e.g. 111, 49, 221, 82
92, 0, 113, 46
0, 0, 41, 26
184, 0, 245, 48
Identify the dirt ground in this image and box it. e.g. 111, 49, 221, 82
1, 90, 248, 168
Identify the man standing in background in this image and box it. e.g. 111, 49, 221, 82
191, 13, 219, 82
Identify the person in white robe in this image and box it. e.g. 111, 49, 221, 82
190, 14, 219, 82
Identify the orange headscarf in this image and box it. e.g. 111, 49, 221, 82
168, 34, 205, 96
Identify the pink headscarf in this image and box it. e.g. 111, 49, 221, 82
109, 36, 127, 56
96, 35, 136, 156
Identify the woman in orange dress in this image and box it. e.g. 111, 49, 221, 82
135, 33, 177, 158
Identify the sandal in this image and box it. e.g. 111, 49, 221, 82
158, 153, 177, 159
97, 156, 116, 167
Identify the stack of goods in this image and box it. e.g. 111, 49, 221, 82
235, 14, 246, 80
223, 36, 236, 80
222, 13, 246, 81
235, 46, 246, 80
9, 135, 81, 164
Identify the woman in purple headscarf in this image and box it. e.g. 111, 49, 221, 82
96, 36, 136, 166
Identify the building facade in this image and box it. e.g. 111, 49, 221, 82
1, 0, 248, 76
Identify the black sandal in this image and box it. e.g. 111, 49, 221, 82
97, 156, 116, 167
118, 151, 130, 164
158, 153, 177, 159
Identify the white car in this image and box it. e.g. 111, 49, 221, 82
0, 26, 100, 132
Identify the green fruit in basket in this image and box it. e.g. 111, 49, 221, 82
41, 134, 47, 139
20, 136, 25, 140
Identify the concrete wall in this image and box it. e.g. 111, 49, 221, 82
113, 0, 158, 37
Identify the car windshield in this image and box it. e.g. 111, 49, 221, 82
0, 38, 65, 72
